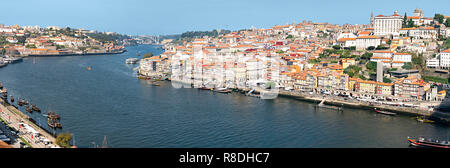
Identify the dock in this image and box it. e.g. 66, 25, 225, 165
0, 99, 59, 148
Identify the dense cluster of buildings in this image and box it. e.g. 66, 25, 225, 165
139, 9, 449, 102
0, 24, 125, 58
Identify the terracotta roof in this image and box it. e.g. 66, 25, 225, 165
357, 36, 379, 39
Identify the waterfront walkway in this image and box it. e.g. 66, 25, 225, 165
0, 100, 59, 148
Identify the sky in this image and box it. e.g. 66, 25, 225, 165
0, 0, 448, 36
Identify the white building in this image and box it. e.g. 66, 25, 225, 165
426, 58, 439, 68
356, 36, 381, 50
374, 11, 403, 36
438, 49, 450, 69
392, 53, 412, 62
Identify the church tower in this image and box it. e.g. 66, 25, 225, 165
370, 12, 374, 27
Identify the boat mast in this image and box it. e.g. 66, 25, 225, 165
102, 135, 108, 148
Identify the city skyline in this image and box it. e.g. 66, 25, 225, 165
0, 0, 448, 36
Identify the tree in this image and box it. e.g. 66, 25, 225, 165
143, 52, 153, 59
367, 46, 375, 50
344, 65, 362, 78
383, 77, 392, 83
434, 14, 445, 24
445, 19, 450, 27
361, 52, 373, 60
366, 61, 377, 71
407, 19, 415, 28
403, 12, 408, 27
56, 132, 72, 148
402, 62, 413, 69
286, 35, 293, 39
332, 45, 341, 50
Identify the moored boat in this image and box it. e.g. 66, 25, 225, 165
31, 104, 41, 112
416, 116, 434, 123
374, 108, 396, 116
25, 105, 33, 113
408, 137, 450, 148
10, 95, 14, 103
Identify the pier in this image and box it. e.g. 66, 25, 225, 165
0, 99, 59, 148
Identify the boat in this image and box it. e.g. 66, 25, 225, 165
125, 58, 139, 64
31, 104, 41, 112
10, 95, 14, 103
87, 66, 92, 71
151, 82, 160, 86
408, 137, 450, 148
416, 116, 434, 123
137, 52, 141, 56
25, 105, 32, 113
47, 112, 60, 120
48, 118, 62, 129
374, 108, 396, 116
17, 99, 23, 106
0, 82, 2, 89
215, 88, 232, 94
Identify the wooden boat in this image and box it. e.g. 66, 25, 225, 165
48, 116, 62, 128
10, 95, 14, 103
416, 116, 434, 123
47, 112, 60, 120
31, 104, 41, 112
199, 87, 212, 90
25, 105, 32, 113
374, 108, 396, 116
18, 99, 23, 106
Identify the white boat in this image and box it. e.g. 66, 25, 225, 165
125, 58, 139, 64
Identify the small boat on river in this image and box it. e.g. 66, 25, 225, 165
25, 105, 32, 113
10, 95, 14, 103
374, 108, 396, 116
31, 104, 41, 112
416, 116, 434, 123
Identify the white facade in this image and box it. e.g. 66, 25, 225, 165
392, 53, 412, 62
355, 36, 381, 50
374, 11, 403, 36
438, 50, 450, 69
426, 58, 439, 68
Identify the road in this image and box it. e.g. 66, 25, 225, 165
0, 100, 59, 148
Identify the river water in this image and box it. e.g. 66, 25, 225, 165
1, 45, 449, 148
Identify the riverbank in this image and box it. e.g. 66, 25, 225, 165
27, 49, 127, 57
237, 87, 450, 125
0, 99, 59, 148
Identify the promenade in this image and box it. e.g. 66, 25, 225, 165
0, 99, 59, 148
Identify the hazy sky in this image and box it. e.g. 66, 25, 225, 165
0, 0, 448, 35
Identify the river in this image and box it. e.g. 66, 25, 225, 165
0, 44, 449, 148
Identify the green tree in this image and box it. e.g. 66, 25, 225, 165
366, 61, 377, 71
402, 62, 413, 69
361, 52, 373, 60
407, 19, 415, 28
344, 65, 362, 78
434, 14, 445, 24
402, 12, 408, 27
332, 45, 341, 50
445, 19, 450, 27
367, 46, 375, 50
56, 132, 73, 148
143, 52, 153, 59
383, 77, 392, 83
